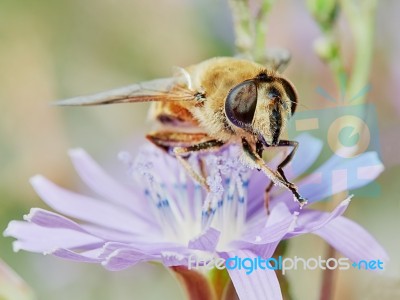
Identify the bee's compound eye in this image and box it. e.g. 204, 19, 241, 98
280, 78, 298, 115
225, 80, 257, 129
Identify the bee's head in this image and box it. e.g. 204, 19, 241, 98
224, 72, 298, 145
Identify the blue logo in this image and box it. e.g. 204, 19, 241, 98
287, 78, 381, 198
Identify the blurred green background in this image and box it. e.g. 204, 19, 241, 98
0, 0, 399, 299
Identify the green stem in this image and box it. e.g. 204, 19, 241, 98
209, 267, 231, 300
274, 241, 292, 300
340, 0, 377, 104
228, 0, 275, 63
319, 245, 337, 300
228, 0, 253, 58
253, 0, 275, 62
322, 35, 346, 89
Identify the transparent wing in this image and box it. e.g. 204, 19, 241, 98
55, 77, 195, 106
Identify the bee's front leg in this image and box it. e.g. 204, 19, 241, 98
146, 131, 224, 191
264, 140, 301, 210
242, 138, 307, 209
173, 140, 225, 191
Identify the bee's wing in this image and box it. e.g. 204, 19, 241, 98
56, 77, 195, 106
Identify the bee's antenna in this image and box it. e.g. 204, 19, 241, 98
287, 99, 309, 110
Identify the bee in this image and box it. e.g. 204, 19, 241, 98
57, 57, 306, 207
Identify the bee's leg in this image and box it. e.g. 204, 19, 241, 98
146, 132, 224, 191
264, 140, 299, 212
256, 140, 271, 214
272, 140, 299, 182
146, 131, 211, 150
242, 138, 307, 207
173, 140, 225, 191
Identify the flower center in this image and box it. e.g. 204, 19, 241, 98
122, 146, 251, 250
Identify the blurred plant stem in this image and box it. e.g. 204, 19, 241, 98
253, 0, 274, 62
274, 241, 292, 300
340, 0, 377, 104
228, 0, 275, 63
309, 0, 377, 104
171, 266, 241, 300
307, 1, 378, 300
171, 266, 216, 300
209, 267, 231, 299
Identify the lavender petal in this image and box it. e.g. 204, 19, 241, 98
4, 221, 104, 253
69, 148, 151, 221
314, 216, 389, 264
220, 249, 282, 300
286, 197, 352, 236
236, 204, 296, 247
188, 227, 220, 251
30, 175, 154, 234
51, 248, 103, 263
271, 151, 384, 212
24, 208, 88, 233
161, 251, 190, 266
298, 152, 384, 204
102, 248, 159, 271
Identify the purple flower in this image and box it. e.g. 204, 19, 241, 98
4, 134, 387, 300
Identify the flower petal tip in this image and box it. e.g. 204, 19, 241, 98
43, 248, 59, 256
341, 195, 354, 206
2, 226, 11, 238
161, 251, 185, 262
22, 208, 39, 222
67, 148, 86, 158
12, 241, 22, 253
3, 221, 18, 237
100, 257, 121, 271
29, 174, 47, 187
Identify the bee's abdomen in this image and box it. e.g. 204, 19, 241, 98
150, 102, 199, 127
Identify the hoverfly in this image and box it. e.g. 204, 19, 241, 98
57, 57, 306, 207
